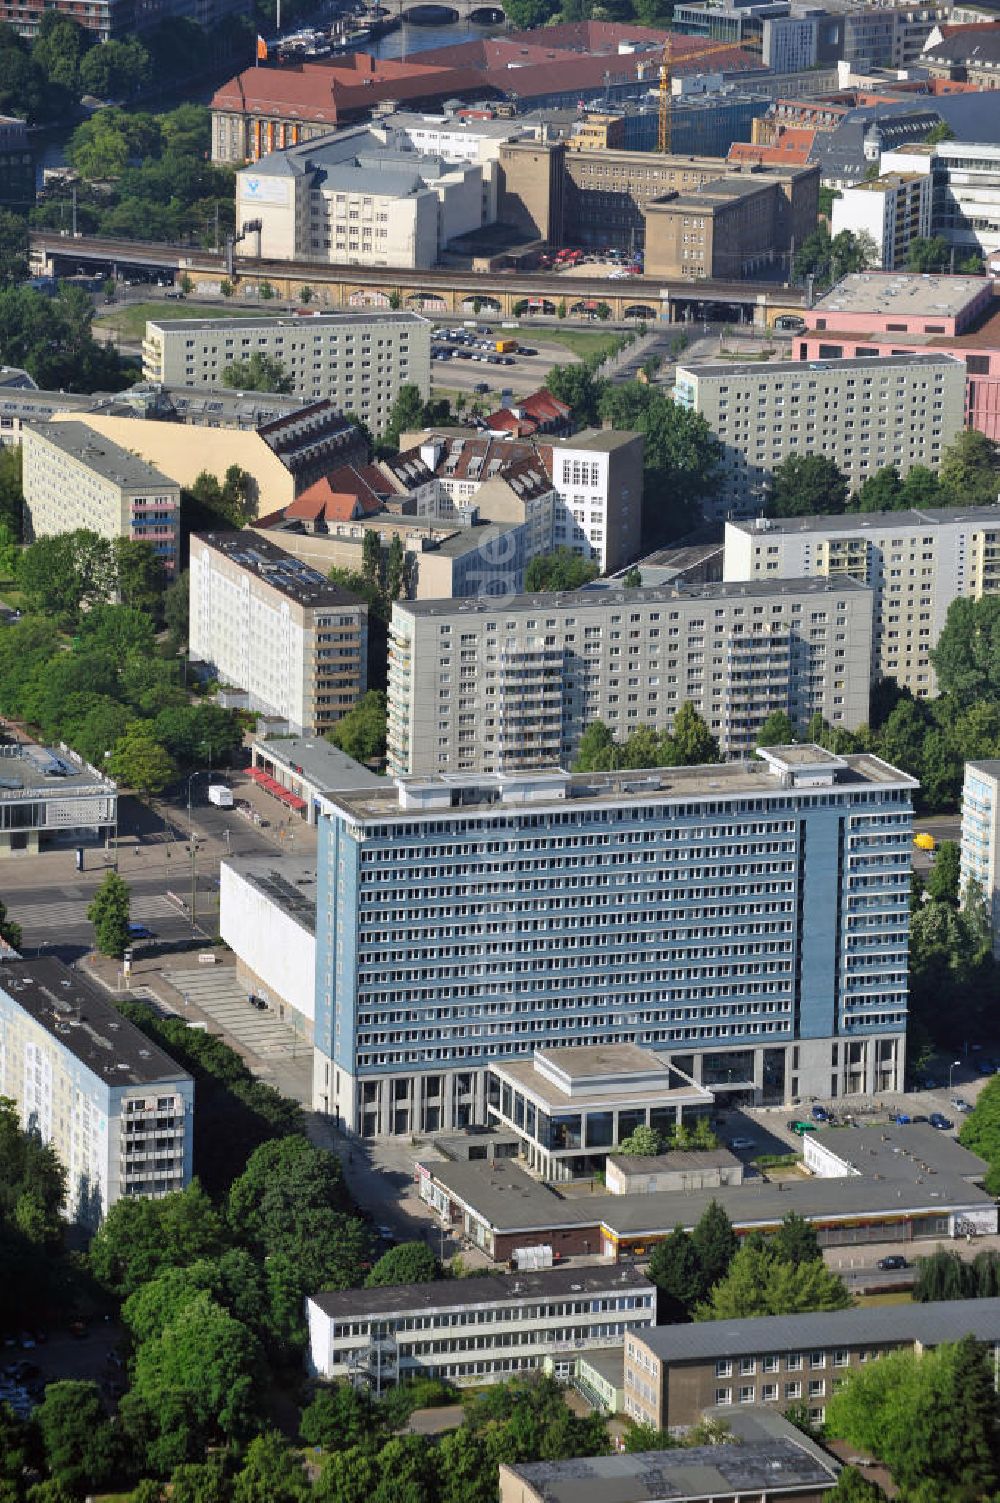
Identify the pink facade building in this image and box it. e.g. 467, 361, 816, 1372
797, 272, 1000, 439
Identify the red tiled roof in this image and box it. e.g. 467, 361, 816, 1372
485, 409, 536, 436
213, 24, 760, 123
289, 466, 384, 521
729, 128, 815, 166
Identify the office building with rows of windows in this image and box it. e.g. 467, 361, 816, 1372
724, 503, 1000, 698
623, 1299, 1000, 1432
142, 312, 430, 437
313, 745, 916, 1137
307, 1265, 656, 1388
674, 351, 966, 521
960, 759, 1000, 959
386, 576, 874, 776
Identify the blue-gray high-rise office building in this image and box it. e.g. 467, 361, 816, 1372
312, 747, 916, 1137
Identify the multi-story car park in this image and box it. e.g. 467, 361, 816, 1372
0, 958, 193, 1226
674, 351, 967, 521
189, 532, 367, 736
623, 1298, 1000, 1432
142, 313, 430, 437
307, 1266, 656, 1387
386, 576, 874, 776
724, 503, 1000, 697
312, 745, 916, 1136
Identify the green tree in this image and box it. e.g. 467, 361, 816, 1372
79, 36, 150, 98
940, 428, 1000, 508
89, 1180, 225, 1299
544, 363, 602, 427
382, 383, 426, 445
222, 352, 292, 394
769, 454, 849, 518
326, 690, 387, 765
827, 1467, 888, 1502
691, 1201, 737, 1292
913, 1247, 971, 1303
770, 1211, 820, 1268
852, 464, 903, 514
756, 710, 796, 747
925, 120, 956, 145
826, 1336, 1000, 1503
16, 529, 115, 623
129, 1292, 263, 1450
524, 547, 600, 592
366, 1240, 439, 1287
232, 1431, 309, 1503
86, 869, 130, 957
108, 720, 176, 797
300, 1383, 376, 1451
0, 898, 20, 952
33, 12, 87, 97
900, 464, 943, 509
697, 1240, 851, 1320
927, 839, 961, 905
932, 595, 1000, 707
596, 382, 721, 547
361, 529, 381, 590
386, 533, 405, 601
618, 1124, 663, 1156
169, 1457, 233, 1503
670, 701, 721, 766
0, 444, 22, 537
36, 1381, 120, 1496
573, 720, 618, 772
907, 235, 951, 274
622, 565, 642, 587
646, 1227, 703, 1320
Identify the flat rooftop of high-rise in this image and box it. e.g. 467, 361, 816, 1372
193, 531, 366, 610
680, 350, 963, 380
396, 573, 872, 618
727, 503, 1000, 536
0, 957, 191, 1088
813, 271, 988, 321
146, 311, 428, 335
321, 748, 918, 822
25, 419, 178, 491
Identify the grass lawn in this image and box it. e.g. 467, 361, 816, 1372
541, 328, 624, 361
854, 1290, 913, 1308
96, 299, 284, 343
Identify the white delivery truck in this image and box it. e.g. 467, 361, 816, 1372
207, 784, 234, 808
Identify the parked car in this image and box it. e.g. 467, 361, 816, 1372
951, 1097, 972, 1113
876, 1255, 908, 1271
728, 1136, 757, 1151
786, 1119, 817, 1135
890, 1111, 911, 1125
127, 923, 156, 940
810, 1104, 830, 1122
929, 1112, 954, 1131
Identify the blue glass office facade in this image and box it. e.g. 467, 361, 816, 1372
311, 753, 915, 1136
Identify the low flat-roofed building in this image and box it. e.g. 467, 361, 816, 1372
416, 1123, 996, 1263
306, 1264, 656, 1388
605, 1149, 744, 1197
486, 1046, 714, 1180
219, 856, 317, 1039
0, 957, 193, 1226
623, 1298, 1000, 1432
500, 1407, 842, 1503
249, 734, 385, 825
543, 1346, 625, 1415
0, 740, 116, 858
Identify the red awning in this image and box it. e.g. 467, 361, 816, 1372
248, 765, 307, 811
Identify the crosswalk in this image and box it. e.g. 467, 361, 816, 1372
7, 891, 179, 936
163, 968, 301, 1056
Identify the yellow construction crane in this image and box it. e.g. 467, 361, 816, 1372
658, 35, 742, 153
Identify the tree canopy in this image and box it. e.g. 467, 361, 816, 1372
524, 547, 600, 592
768, 454, 849, 518
573, 706, 721, 773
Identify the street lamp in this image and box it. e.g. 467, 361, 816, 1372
949, 1059, 962, 1092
